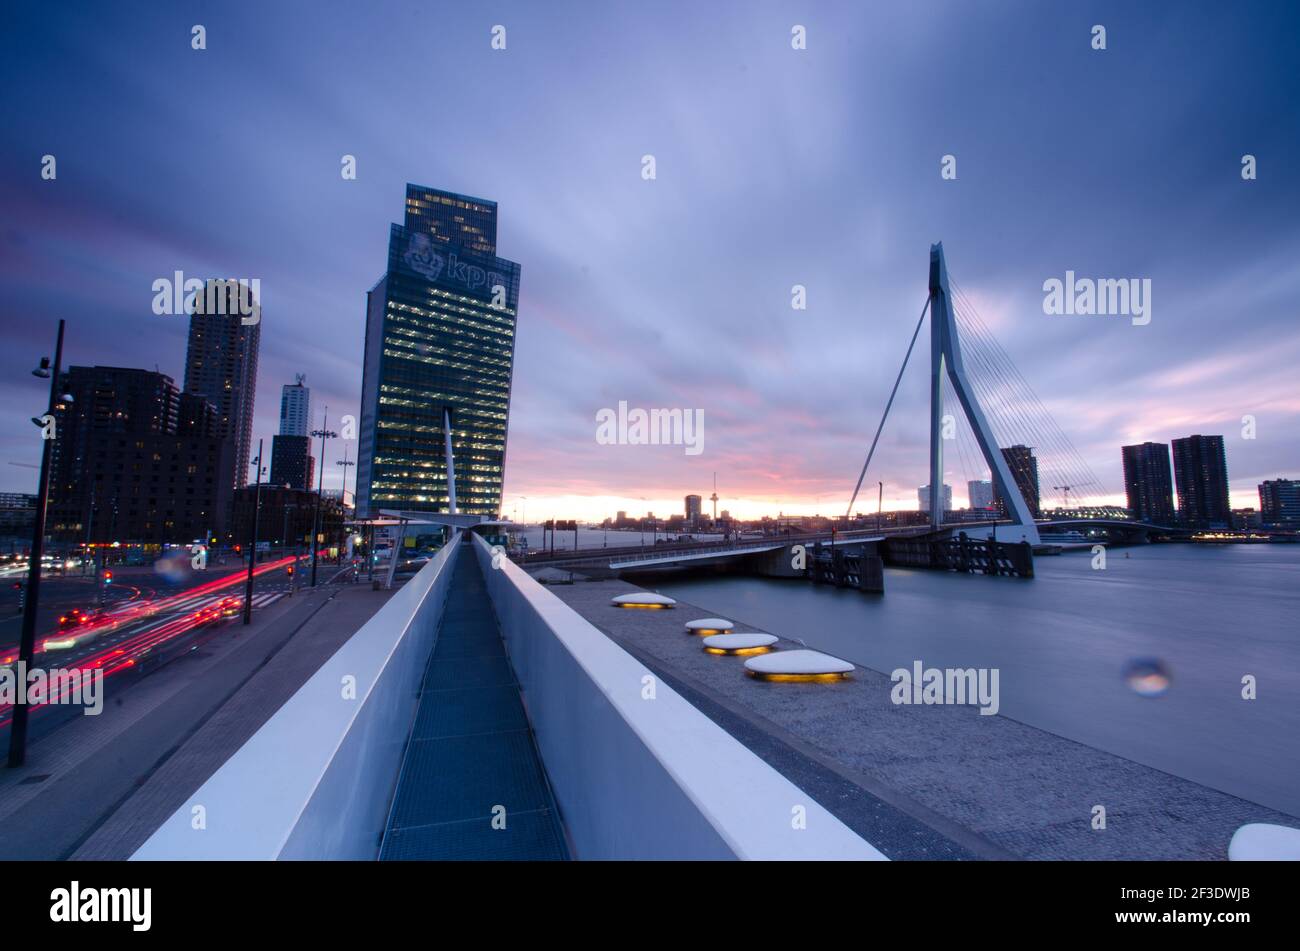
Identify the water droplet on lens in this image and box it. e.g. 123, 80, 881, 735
1124, 658, 1170, 697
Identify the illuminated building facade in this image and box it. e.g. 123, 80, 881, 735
356, 185, 520, 517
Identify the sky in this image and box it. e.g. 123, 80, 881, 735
2, 1, 1297, 523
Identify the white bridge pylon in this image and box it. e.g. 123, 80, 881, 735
928, 243, 1039, 545
847, 243, 1040, 546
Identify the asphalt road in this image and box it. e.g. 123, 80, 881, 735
0, 575, 364, 860
0, 555, 344, 654
0, 557, 352, 749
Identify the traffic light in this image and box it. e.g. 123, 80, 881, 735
286, 565, 294, 577
102, 570, 113, 586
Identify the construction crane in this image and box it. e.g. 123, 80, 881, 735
1053, 482, 1096, 509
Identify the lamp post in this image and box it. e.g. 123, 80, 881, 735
243, 440, 266, 625
8, 318, 66, 768
337, 451, 355, 571
309, 414, 338, 587
337, 449, 354, 504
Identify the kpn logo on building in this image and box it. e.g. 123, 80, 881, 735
152, 272, 261, 325
403, 233, 511, 299
404, 233, 445, 282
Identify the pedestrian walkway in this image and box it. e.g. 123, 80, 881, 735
380, 548, 568, 860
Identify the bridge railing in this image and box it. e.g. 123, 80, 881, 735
469, 532, 885, 860
606, 537, 786, 566
130, 533, 462, 860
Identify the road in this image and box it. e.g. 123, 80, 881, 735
0, 555, 347, 748
0, 570, 385, 860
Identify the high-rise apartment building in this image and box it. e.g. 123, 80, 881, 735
47, 366, 231, 543
1171, 434, 1231, 527
184, 279, 261, 490
995, 445, 1041, 518
1121, 441, 1175, 524
1258, 478, 1300, 527
966, 479, 994, 511
270, 375, 313, 490
919, 483, 952, 512
356, 184, 520, 517
685, 494, 702, 522
279, 375, 311, 437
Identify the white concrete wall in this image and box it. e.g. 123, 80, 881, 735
131, 535, 461, 860
470, 534, 886, 860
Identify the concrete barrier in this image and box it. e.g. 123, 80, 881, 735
131, 535, 461, 860
471, 533, 886, 860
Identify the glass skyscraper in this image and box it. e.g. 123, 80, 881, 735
356, 185, 520, 518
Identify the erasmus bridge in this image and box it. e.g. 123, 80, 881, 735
120, 246, 1233, 864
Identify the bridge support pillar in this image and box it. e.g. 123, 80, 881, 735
858, 554, 884, 593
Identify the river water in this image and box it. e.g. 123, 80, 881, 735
656, 543, 1300, 817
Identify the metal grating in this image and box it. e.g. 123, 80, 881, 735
380, 548, 569, 860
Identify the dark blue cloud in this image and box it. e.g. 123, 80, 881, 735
2, 1, 1296, 514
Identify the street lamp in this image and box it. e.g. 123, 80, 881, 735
337, 450, 355, 570
309, 414, 338, 587
8, 319, 65, 768
336, 451, 355, 507
243, 440, 266, 625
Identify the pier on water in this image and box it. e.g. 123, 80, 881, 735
880, 532, 1034, 579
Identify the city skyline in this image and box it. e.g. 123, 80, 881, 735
3, 3, 1299, 524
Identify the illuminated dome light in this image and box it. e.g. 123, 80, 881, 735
1228, 823, 1300, 861
745, 649, 854, 682
610, 592, 676, 609
685, 617, 734, 636
702, 633, 777, 656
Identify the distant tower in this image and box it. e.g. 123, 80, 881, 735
279, 374, 311, 436
271, 374, 313, 490
709, 472, 719, 521
184, 279, 261, 490
684, 494, 702, 525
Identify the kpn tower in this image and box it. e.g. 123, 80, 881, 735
356, 184, 520, 519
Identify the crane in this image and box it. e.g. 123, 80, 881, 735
1053, 481, 1096, 509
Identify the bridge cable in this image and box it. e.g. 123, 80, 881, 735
952, 285, 1103, 503
949, 280, 1109, 504
847, 294, 932, 519
948, 282, 1097, 498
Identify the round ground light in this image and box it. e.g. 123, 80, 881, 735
1228, 823, 1300, 861
610, 592, 676, 609
685, 617, 733, 635
702, 633, 778, 656
744, 649, 854, 682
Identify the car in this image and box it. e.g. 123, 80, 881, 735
57, 608, 97, 630
218, 596, 242, 617
193, 603, 223, 626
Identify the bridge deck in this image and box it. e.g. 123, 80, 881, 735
380, 548, 569, 860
